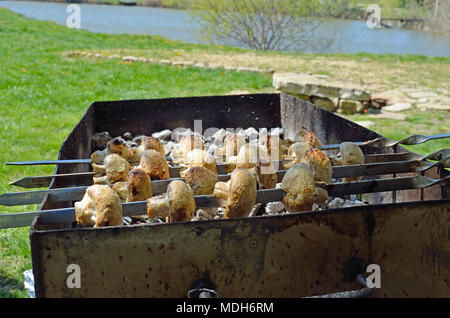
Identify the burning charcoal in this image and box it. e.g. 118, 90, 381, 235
91, 131, 112, 151
152, 129, 172, 141
123, 132, 133, 140
328, 197, 345, 209
265, 201, 285, 215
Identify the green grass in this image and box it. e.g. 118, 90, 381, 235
345, 109, 450, 155
0, 7, 272, 298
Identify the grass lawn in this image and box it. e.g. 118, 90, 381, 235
0, 7, 272, 297
0, 7, 448, 297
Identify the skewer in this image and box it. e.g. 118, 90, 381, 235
1, 152, 449, 207
7, 149, 449, 190
5, 133, 450, 167
1, 175, 449, 229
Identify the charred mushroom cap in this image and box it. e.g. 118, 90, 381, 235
184, 166, 219, 195
139, 149, 170, 180
140, 137, 166, 156
280, 164, 316, 213
294, 127, 321, 149
75, 184, 123, 228
213, 168, 257, 219
126, 167, 152, 202
107, 137, 131, 161
299, 148, 333, 183
339, 142, 364, 182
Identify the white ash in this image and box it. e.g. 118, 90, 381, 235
265, 201, 285, 215
152, 129, 172, 141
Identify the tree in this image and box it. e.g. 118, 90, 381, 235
189, 0, 331, 51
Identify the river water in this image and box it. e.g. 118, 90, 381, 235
1, 0, 449, 56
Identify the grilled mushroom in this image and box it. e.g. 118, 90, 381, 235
91, 137, 132, 164
183, 166, 218, 195
75, 184, 123, 228
179, 149, 218, 177
280, 164, 316, 212
339, 142, 364, 182
235, 143, 277, 189
92, 153, 130, 184
126, 167, 152, 202
139, 149, 170, 180
295, 127, 321, 149
146, 180, 196, 222
214, 132, 246, 164
139, 137, 166, 156
171, 134, 204, 165
112, 181, 128, 201
282, 141, 313, 169
212, 168, 257, 219
258, 133, 292, 160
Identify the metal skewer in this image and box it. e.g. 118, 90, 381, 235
1, 151, 449, 207
1, 175, 449, 229
8, 150, 443, 189
5, 133, 449, 167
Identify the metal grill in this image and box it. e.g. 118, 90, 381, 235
1, 93, 448, 297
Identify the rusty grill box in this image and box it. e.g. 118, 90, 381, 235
30, 93, 449, 298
